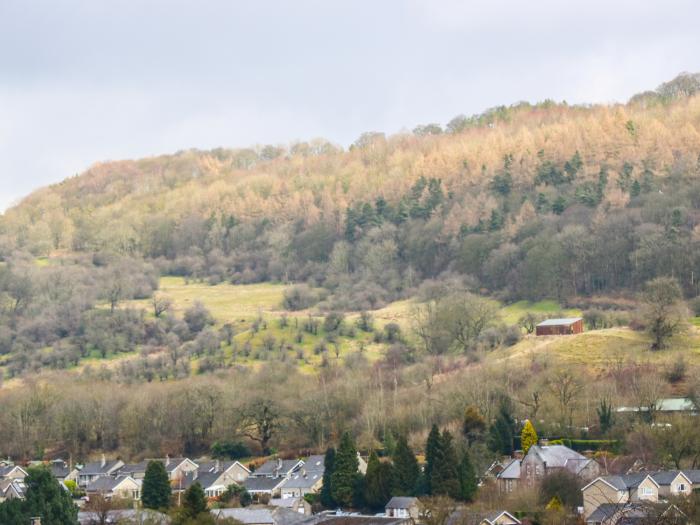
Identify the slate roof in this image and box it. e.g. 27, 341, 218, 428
80, 460, 122, 476
590, 473, 647, 491
244, 476, 286, 492
253, 459, 304, 478
497, 459, 520, 479
78, 509, 170, 525
86, 475, 133, 492
0, 479, 26, 499
530, 445, 587, 467
303, 455, 325, 472
176, 471, 224, 491
117, 461, 149, 476
50, 462, 71, 479
385, 497, 418, 509
211, 507, 308, 525
282, 468, 323, 490
536, 317, 582, 327
0, 465, 26, 478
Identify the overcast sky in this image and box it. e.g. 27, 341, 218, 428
1, 0, 699, 211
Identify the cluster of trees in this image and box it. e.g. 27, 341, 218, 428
320, 428, 476, 512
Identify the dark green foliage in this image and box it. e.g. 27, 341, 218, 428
0, 466, 78, 525
457, 450, 477, 502
182, 482, 208, 520
391, 434, 419, 496
211, 440, 251, 460
320, 447, 336, 508
364, 451, 393, 510
142, 460, 172, 510
331, 432, 359, 506
424, 424, 441, 495
429, 430, 460, 499
597, 399, 614, 434
488, 398, 516, 456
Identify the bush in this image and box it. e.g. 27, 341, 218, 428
282, 285, 318, 311
323, 312, 345, 333
211, 440, 252, 460
184, 302, 214, 334
664, 356, 686, 383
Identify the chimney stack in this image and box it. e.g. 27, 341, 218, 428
215, 459, 221, 473
100, 454, 106, 468
30, 518, 42, 525
166, 455, 170, 467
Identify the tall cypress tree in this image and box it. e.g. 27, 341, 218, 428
320, 447, 336, 508
488, 398, 516, 456
364, 451, 393, 511
142, 461, 172, 510
457, 450, 477, 502
424, 424, 441, 495
430, 430, 460, 499
331, 432, 359, 507
391, 434, 419, 496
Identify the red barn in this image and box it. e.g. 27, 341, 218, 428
535, 317, 583, 336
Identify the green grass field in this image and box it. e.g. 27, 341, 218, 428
500, 300, 582, 325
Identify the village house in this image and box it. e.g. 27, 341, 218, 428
280, 455, 324, 498
582, 470, 700, 524
478, 511, 521, 525
244, 458, 304, 499
174, 461, 250, 499
0, 464, 28, 481
0, 479, 26, 502
496, 443, 600, 492
77, 456, 125, 488
535, 317, 583, 336
385, 497, 421, 520
85, 474, 142, 501
270, 496, 312, 515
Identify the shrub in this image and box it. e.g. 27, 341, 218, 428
282, 285, 318, 311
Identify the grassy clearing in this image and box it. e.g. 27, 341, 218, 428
500, 300, 582, 325
132, 277, 288, 324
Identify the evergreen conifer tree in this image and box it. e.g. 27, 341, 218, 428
520, 419, 538, 454
5, 466, 79, 525
331, 432, 359, 507
488, 399, 516, 456
182, 482, 207, 519
424, 424, 441, 495
320, 447, 336, 508
142, 460, 172, 510
430, 430, 460, 499
457, 450, 477, 502
391, 434, 419, 496
364, 451, 393, 510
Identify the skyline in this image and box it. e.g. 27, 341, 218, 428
1, 0, 699, 211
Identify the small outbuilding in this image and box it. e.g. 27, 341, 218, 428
535, 317, 583, 336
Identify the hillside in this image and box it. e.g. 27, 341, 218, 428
2, 74, 700, 464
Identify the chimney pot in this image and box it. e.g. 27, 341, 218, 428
101, 454, 106, 468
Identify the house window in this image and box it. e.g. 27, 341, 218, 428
641, 487, 654, 496
535, 466, 541, 476
678, 483, 686, 492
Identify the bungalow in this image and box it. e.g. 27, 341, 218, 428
78, 457, 125, 487
251, 459, 305, 479
280, 455, 324, 498
85, 475, 141, 501
385, 497, 421, 520
243, 476, 288, 499
196, 459, 250, 484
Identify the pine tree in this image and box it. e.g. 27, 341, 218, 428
182, 482, 207, 519
16, 466, 78, 525
424, 424, 441, 495
457, 450, 477, 502
331, 432, 359, 507
364, 451, 393, 510
320, 447, 336, 508
520, 419, 538, 454
391, 434, 419, 496
488, 399, 516, 456
430, 430, 460, 499
142, 460, 172, 510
